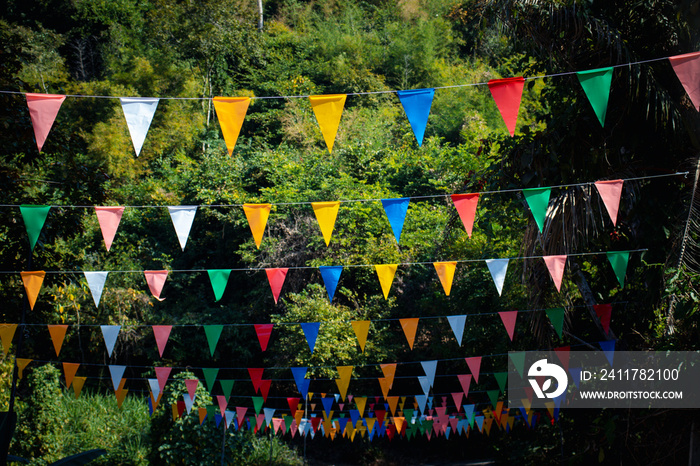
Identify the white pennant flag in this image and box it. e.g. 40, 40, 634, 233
85, 271, 109, 308
120, 97, 159, 157
420, 360, 438, 388
148, 378, 161, 400
168, 206, 197, 251
183, 393, 195, 414
446, 315, 466, 346
100, 325, 121, 357
418, 376, 431, 395
485, 259, 509, 296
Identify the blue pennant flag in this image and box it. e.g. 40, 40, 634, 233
381, 198, 410, 244
301, 322, 321, 354
319, 266, 343, 302
291, 367, 310, 400
397, 88, 435, 146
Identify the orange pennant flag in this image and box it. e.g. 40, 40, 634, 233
20, 271, 45, 310
378, 377, 392, 400
16, 358, 32, 379
355, 396, 367, 417
374, 264, 398, 299
433, 262, 457, 296
351, 320, 370, 353
399, 318, 419, 349
242, 204, 271, 249
48, 325, 68, 356
311, 201, 340, 246
387, 396, 400, 416
393, 416, 405, 434
72, 376, 87, 399
309, 94, 347, 153
116, 387, 128, 408
213, 97, 251, 155
380, 363, 397, 388
335, 366, 353, 402
62, 362, 80, 388
0, 324, 18, 357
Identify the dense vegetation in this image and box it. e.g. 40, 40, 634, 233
0, 0, 698, 464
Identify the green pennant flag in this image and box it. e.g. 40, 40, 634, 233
545, 308, 565, 339
494, 372, 507, 393
20, 205, 50, 251
202, 368, 219, 393
252, 396, 264, 415
486, 389, 499, 408
284, 415, 293, 433
522, 188, 551, 233
509, 351, 526, 378
577, 67, 613, 127
607, 251, 630, 288
207, 269, 231, 302
219, 379, 234, 399
203, 325, 223, 357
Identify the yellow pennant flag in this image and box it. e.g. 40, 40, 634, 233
213, 97, 251, 155
433, 262, 457, 296
374, 264, 398, 299
399, 318, 419, 349
242, 204, 271, 249
387, 396, 400, 416
350, 320, 370, 353
20, 271, 45, 310
16, 358, 32, 379
0, 324, 18, 356
355, 396, 367, 417
309, 94, 347, 153
73, 376, 87, 399
335, 366, 353, 402
48, 325, 68, 356
62, 362, 80, 388
311, 201, 340, 246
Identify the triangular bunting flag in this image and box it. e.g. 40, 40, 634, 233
509, 352, 526, 378
485, 259, 509, 296
399, 318, 419, 350
254, 324, 273, 351
155, 367, 172, 392
0, 324, 18, 357
202, 368, 219, 393
213, 97, 251, 154
335, 366, 353, 402
309, 94, 346, 153
494, 372, 507, 393
220, 380, 235, 400
522, 187, 551, 233
381, 364, 397, 388
457, 374, 472, 397
450, 193, 479, 238
374, 264, 398, 300
16, 358, 32, 379
446, 315, 466, 346
185, 379, 199, 404
669, 51, 700, 111
242, 204, 271, 249
420, 361, 438, 388
62, 362, 79, 388
73, 377, 86, 399
381, 198, 409, 244
291, 367, 310, 400
433, 262, 457, 296
248, 368, 264, 393
599, 340, 616, 366
594, 304, 612, 335
554, 346, 570, 372
545, 308, 565, 339
100, 325, 120, 357
607, 251, 629, 288
144, 270, 168, 301
25, 93, 65, 152
576, 67, 614, 126
351, 320, 370, 353
487, 77, 525, 136
20, 205, 50, 251
312, 202, 340, 246
498, 311, 518, 341
301, 322, 321, 354
396, 88, 435, 146
265, 268, 288, 304
20, 271, 46, 310
152, 325, 172, 357
48, 325, 68, 356
167, 206, 197, 251
595, 180, 624, 226
207, 269, 231, 302
109, 365, 126, 391
418, 377, 430, 396
119, 97, 159, 157
94, 206, 124, 251
264, 408, 275, 428
204, 325, 223, 357
319, 266, 343, 302
84, 271, 108, 308
543, 255, 567, 292
464, 357, 481, 384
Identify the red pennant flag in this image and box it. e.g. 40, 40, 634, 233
594, 304, 612, 335
248, 368, 264, 393
152, 325, 172, 357
144, 270, 168, 301
669, 51, 700, 111
217, 395, 228, 415
554, 346, 570, 372
185, 379, 199, 401
451, 392, 463, 411
498, 311, 518, 341
487, 77, 525, 136
450, 193, 479, 237
260, 379, 271, 402
594, 180, 623, 226
26, 93, 66, 152
254, 324, 273, 351
543, 255, 567, 292
464, 357, 482, 384
287, 397, 300, 417
155, 366, 172, 392
457, 374, 472, 397
265, 268, 288, 304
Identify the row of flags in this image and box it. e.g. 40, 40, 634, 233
20, 52, 700, 155
0, 303, 614, 360
16, 251, 630, 310
15, 179, 623, 252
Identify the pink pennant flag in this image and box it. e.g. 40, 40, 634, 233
185, 379, 199, 401
457, 374, 472, 397
152, 325, 172, 357
669, 51, 700, 111
254, 324, 273, 351
464, 357, 481, 384
487, 77, 525, 136
217, 395, 228, 415
594, 180, 623, 226
155, 366, 172, 392
450, 193, 479, 237
498, 311, 518, 341
543, 255, 567, 292
144, 270, 168, 301
95, 207, 124, 251
265, 268, 288, 304
26, 93, 66, 152
451, 392, 464, 411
